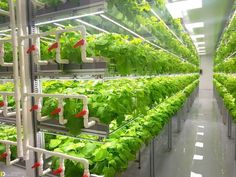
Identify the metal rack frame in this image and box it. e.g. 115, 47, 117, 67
213, 85, 236, 161
0, 1, 200, 177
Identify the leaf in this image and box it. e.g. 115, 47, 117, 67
49, 139, 62, 149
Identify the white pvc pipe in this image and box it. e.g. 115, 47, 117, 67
0, 92, 17, 117
21, 25, 94, 64
27, 93, 96, 128
8, 0, 23, 158
80, 25, 94, 63
16, 0, 29, 161
28, 146, 90, 177
55, 33, 69, 64
32, 27, 48, 65
0, 140, 20, 166
0, 9, 10, 16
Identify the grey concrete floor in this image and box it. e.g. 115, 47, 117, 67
155, 89, 236, 177
0, 162, 26, 177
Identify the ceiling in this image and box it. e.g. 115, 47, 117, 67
170, 0, 235, 56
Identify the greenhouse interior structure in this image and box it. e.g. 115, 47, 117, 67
0, 0, 235, 177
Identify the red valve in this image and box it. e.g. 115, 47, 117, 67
0, 152, 8, 159
75, 109, 87, 118
31, 162, 41, 169
51, 108, 61, 116
0, 101, 4, 107
30, 105, 39, 112
27, 45, 37, 54
52, 167, 63, 175
48, 42, 58, 52
73, 39, 85, 48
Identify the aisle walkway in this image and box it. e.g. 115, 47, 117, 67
156, 88, 236, 177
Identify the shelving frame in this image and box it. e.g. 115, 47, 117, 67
0, 1, 201, 177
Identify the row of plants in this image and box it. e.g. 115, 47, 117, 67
213, 73, 236, 122
0, 74, 199, 135
152, 1, 198, 58
3, 32, 198, 75
214, 57, 236, 73
44, 77, 199, 177
214, 12, 236, 66
107, 0, 199, 65
0, 77, 198, 176
41, 74, 199, 135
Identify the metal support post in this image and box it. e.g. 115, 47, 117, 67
228, 112, 232, 138
168, 120, 172, 150
177, 114, 181, 133
150, 140, 155, 177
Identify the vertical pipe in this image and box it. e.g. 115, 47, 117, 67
16, 0, 38, 176
8, 0, 23, 158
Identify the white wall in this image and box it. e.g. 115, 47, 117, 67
199, 55, 213, 90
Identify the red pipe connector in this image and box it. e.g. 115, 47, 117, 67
51, 108, 61, 116
31, 162, 41, 169
0, 152, 8, 159
75, 109, 87, 118
30, 105, 39, 112
48, 42, 59, 52
52, 167, 63, 175
0, 101, 4, 107
27, 45, 37, 54
73, 39, 85, 48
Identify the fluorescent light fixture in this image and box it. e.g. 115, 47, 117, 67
166, 0, 202, 19
0, 29, 11, 33
75, 19, 109, 34
53, 23, 65, 28
197, 46, 205, 50
36, 11, 105, 26
195, 41, 205, 46
100, 14, 146, 41
0, 33, 10, 37
198, 51, 206, 53
185, 22, 204, 33
191, 34, 205, 39
198, 125, 205, 128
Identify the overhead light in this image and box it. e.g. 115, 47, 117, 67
0, 29, 12, 33
35, 11, 105, 26
197, 46, 205, 50
185, 22, 204, 33
195, 41, 205, 45
100, 14, 146, 40
166, 0, 202, 18
75, 19, 109, 34
0, 34, 10, 37
191, 34, 205, 39
191, 34, 205, 38
53, 23, 65, 28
